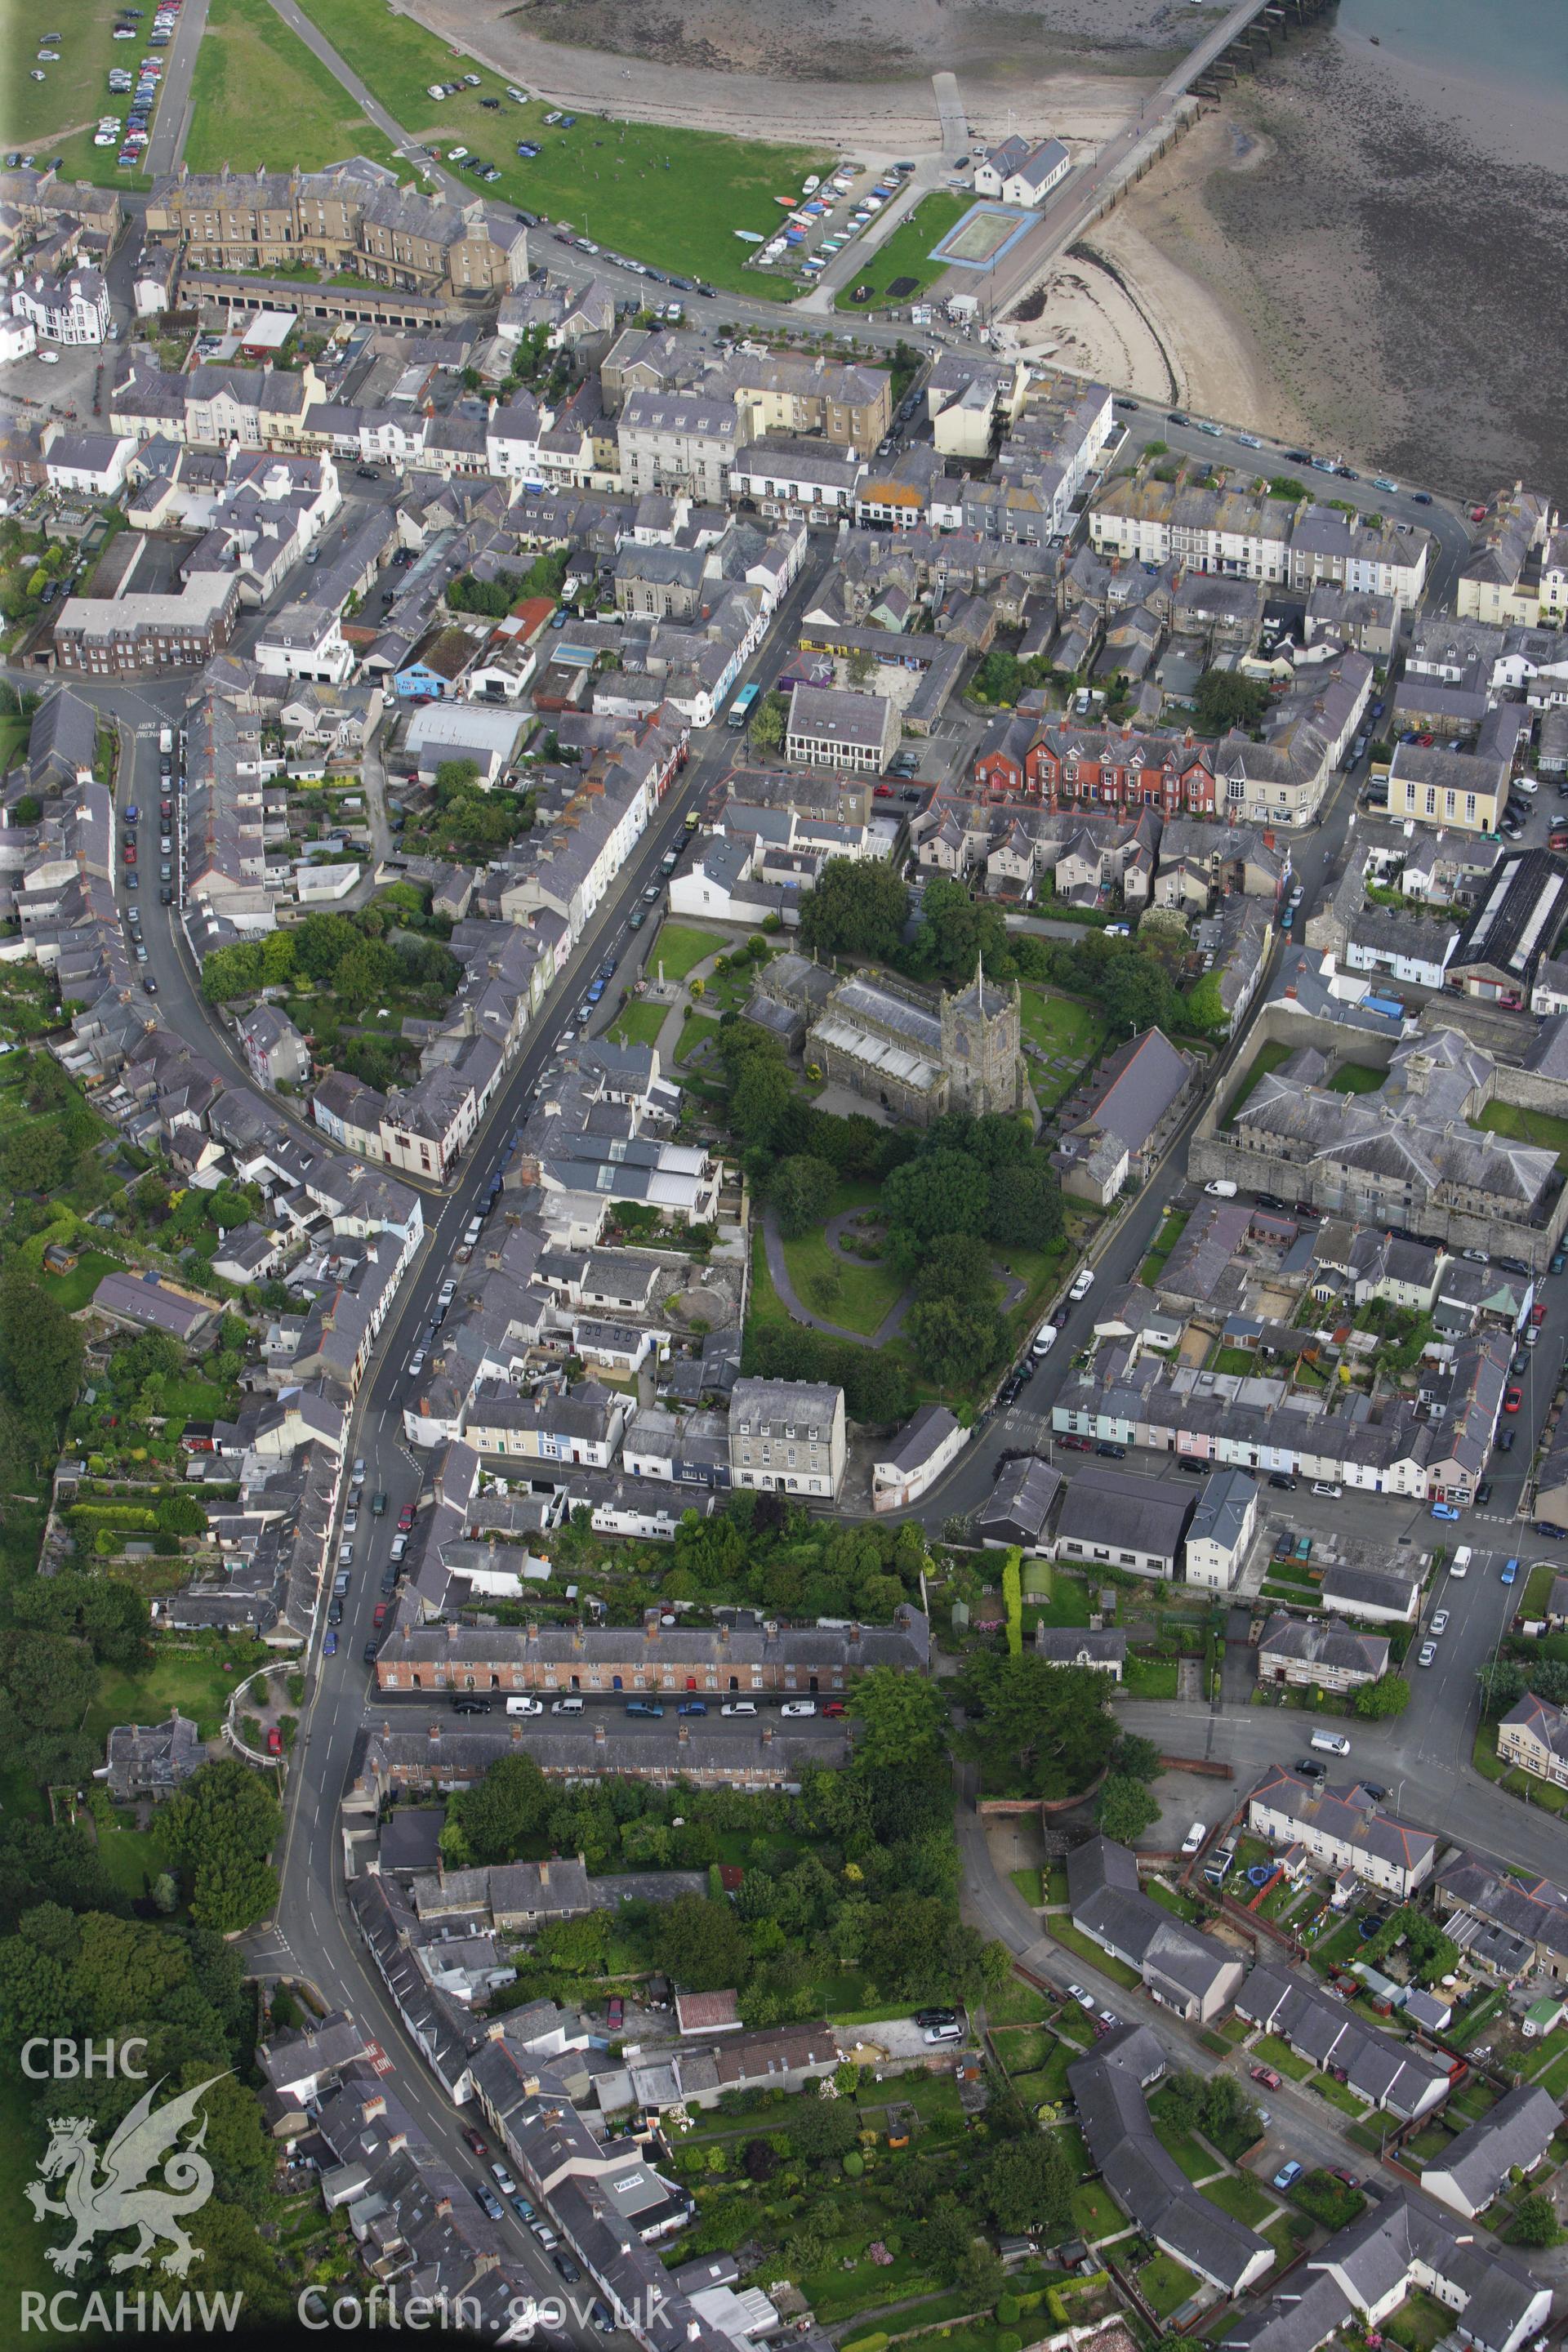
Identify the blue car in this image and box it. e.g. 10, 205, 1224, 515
1272, 2161, 1303, 2193
1502, 1557, 1519, 1585
1430, 1501, 1461, 1522
324, 1628, 338, 1656
625, 1699, 664, 1718
586, 979, 605, 1003
677, 1700, 707, 1717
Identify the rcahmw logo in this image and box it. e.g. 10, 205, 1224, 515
19, 2040, 234, 2323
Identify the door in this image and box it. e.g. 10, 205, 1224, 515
612, 1674, 622, 1690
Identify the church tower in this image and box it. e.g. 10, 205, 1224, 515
941, 953, 1024, 1116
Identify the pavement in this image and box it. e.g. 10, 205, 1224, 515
144, 0, 213, 178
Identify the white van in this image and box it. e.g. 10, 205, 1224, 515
1450, 1547, 1472, 1579
1204, 1179, 1238, 1199
1031, 1322, 1057, 1356
550, 1695, 585, 1715
1310, 1730, 1351, 1757
1181, 1821, 1206, 1855
506, 1696, 544, 1717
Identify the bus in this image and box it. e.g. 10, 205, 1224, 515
727, 681, 761, 730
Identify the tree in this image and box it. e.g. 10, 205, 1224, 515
750, 689, 789, 754
1267, 475, 1307, 502
956, 1655, 1118, 1798
449, 1753, 550, 1866
729, 1055, 793, 1148
12, 794, 41, 824
1100, 952, 1176, 1037
983, 2134, 1072, 2236
1354, 1675, 1411, 1719
771, 1155, 836, 1240
0, 1628, 97, 1784
0, 1267, 82, 1444
846, 648, 878, 688
798, 858, 909, 962
2, 1120, 69, 1193
984, 1159, 1063, 1251
200, 942, 264, 1004
161, 1760, 281, 1875
903, 1296, 1003, 1389
186, 1851, 278, 1936
434, 756, 482, 800
849, 1668, 950, 1774
1095, 1773, 1161, 1845
1509, 2194, 1561, 2247
1110, 1732, 1163, 1784
650, 1892, 753, 1993
884, 1150, 991, 1246
1194, 668, 1269, 734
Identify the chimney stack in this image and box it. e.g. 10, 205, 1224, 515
539, 1858, 550, 1887
677, 1722, 689, 1744
594, 1722, 606, 1746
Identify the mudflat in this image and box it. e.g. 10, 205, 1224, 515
1044, 20, 1568, 494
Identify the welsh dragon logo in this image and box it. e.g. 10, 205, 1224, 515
24, 2074, 225, 2278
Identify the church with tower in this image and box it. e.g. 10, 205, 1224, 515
750, 950, 1031, 1128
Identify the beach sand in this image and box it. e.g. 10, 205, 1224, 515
403, 0, 1192, 155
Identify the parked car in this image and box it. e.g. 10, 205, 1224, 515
474, 2185, 503, 2221
720, 1701, 756, 1717
463, 2127, 488, 2157
625, 1699, 664, 1718
1250, 2065, 1282, 2091
780, 1700, 817, 1717
1430, 1501, 1461, 1522
1272, 2162, 1304, 2193
1504, 1386, 1523, 1412
677, 1699, 707, 1716
1418, 1640, 1437, 1667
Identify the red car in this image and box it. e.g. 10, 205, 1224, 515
123, 845, 136, 864
1532, 1303, 1548, 1325
463, 2127, 488, 2157
607, 1996, 624, 2032
160, 799, 172, 817
265, 1726, 283, 1757
1505, 1386, 1523, 1413
372, 1601, 388, 1627
822, 1699, 845, 1717
1471, 503, 1488, 521
1250, 2063, 1282, 2091
873, 782, 893, 797
397, 1508, 415, 1532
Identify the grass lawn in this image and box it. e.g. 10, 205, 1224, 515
184, 0, 403, 173
288, 0, 830, 295
675, 1009, 722, 1065
1124, 1654, 1180, 1699
91, 1822, 167, 1903
1213, 1345, 1257, 1375
984, 1975, 1049, 2028
1047, 1918, 1141, 1990
1145, 1879, 1200, 1922
160, 1375, 231, 1418
37, 1244, 123, 1313
1311, 2074, 1369, 2118
1262, 2216, 1302, 2274
1384, 2291, 1460, 2352
1327, 1062, 1387, 1095
7, 0, 167, 187
1478, 1096, 1568, 1174
1531, 2042, 1568, 2098
1224, 1037, 1294, 1126
992, 2025, 1052, 2072
1140, 1206, 1190, 1285
1521, 1558, 1558, 1619
1149, 2092, 1217, 2182
1254, 2034, 1312, 2082
1009, 1865, 1045, 1906
833, 192, 970, 310
85, 1645, 269, 1746
648, 922, 728, 982
1201, 2172, 1275, 2228
608, 1000, 667, 1050
779, 1181, 905, 1338
1136, 2254, 1200, 2319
